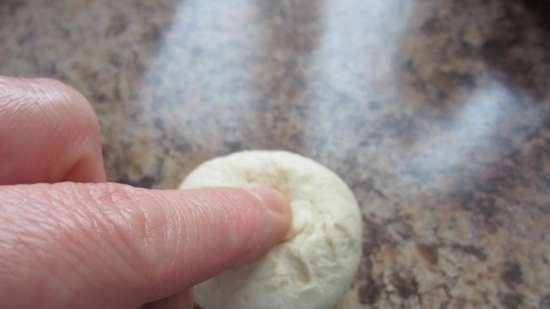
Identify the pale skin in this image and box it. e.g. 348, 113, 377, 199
0, 76, 291, 309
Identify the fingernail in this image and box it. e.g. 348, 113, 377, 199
245, 187, 292, 249
247, 187, 290, 216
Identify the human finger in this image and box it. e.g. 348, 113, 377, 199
0, 76, 105, 184
0, 183, 290, 309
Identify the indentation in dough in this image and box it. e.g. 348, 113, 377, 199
243, 167, 291, 197
286, 249, 312, 284
334, 223, 355, 250
322, 222, 339, 259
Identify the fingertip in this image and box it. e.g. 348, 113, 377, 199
246, 187, 290, 216
245, 187, 292, 241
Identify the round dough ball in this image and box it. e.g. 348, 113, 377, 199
180, 151, 362, 309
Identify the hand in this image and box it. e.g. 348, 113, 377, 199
0, 76, 291, 309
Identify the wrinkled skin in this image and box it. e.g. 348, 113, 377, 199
0, 76, 291, 309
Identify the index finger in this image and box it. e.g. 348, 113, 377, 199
0, 183, 290, 308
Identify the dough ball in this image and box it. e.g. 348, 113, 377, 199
180, 151, 362, 309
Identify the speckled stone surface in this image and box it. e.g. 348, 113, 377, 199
1, 0, 549, 308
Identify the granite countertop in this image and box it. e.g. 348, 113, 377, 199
1, 0, 549, 308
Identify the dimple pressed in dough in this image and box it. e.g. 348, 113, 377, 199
180, 151, 362, 309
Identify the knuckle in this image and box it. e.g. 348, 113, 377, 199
79, 183, 167, 279
85, 182, 137, 206
0, 77, 101, 173
0, 77, 98, 134
0, 77, 67, 107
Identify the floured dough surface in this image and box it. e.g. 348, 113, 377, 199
180, 151, 362, 309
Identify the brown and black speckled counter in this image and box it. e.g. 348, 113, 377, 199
1, 0, 549, 308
